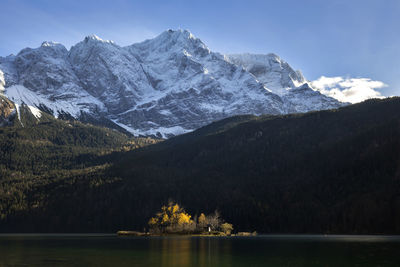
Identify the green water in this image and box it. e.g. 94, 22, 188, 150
0, 234, 399, 266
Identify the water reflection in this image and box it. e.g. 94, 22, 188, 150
161, 237, 191, 266
149, 237, 232, 267
0, 235, 399, 266
198, 237, 212, 267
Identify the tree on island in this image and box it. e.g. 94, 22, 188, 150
148, 201, 233, 235
221, 223, 234, 235
148, 201, 196, 234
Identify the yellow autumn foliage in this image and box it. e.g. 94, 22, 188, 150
198, 213, 207, 226
148, 217, 158, 226
148, 201, 233, 234
178, 213, 191, 225
172, 204, 180, 214
161, 214, 169, 224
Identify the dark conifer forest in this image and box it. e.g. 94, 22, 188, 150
1, 98, 400, 234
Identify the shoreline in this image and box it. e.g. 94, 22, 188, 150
117, 230, 253, 237
0, 233, 399, 241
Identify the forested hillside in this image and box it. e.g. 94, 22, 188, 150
1, 98, 400, 234
0, 111, 158, 232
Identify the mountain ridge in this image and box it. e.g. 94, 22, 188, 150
0, 29, 346, 137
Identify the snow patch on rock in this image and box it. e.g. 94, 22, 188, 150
28, 105, 42, 119
0, 69, 4, 92
5, 84, 101, 118
14, 103, 23, 126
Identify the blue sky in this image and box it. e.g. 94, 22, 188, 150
1, 0, 399, 99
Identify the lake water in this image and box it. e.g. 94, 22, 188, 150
0, 234, 399, 266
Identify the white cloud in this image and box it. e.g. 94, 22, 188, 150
310, 76, 387, 104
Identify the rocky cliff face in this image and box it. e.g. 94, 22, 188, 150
225, 53, 342, 113
0, 94, 16, 126
226, 53, 306, 95
0, 29, 346, 137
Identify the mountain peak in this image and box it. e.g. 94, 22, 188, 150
226, 53, 306, 95
154, 28, 198, 45
39, 41, 68, 54
84, 34, 114, 44
41, 41, 62, 47
166, 29, 195, 39
130, 28, 209, 58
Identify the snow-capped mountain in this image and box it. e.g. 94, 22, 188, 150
0, 29, 346, 137
226, 53, 306, 96
225, 53, 343, 113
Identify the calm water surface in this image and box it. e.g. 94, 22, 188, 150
0, 234, 399, 266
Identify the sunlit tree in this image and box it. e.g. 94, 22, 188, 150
148, 202, 233, 235
221, 223, 233, 235
148, 201, 195, 233
198, 213, 207, 229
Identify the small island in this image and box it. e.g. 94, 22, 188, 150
118, 201, 255, 236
